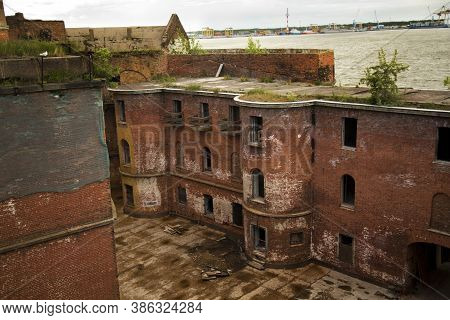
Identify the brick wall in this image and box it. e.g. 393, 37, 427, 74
1, 83, 119, 299
0, 225, 119, 300
7, 13, 66, 41
167, 50, 335, 83
112, 52, 168, 84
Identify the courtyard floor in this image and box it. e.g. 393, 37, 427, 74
114, 214, 401, 300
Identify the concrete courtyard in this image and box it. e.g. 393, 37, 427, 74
114, 214, 401, 300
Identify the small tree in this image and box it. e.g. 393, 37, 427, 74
445, 76, 450, 89
360, 49, 409, 105
245, 37, 267, 54
93, 48, 120, 85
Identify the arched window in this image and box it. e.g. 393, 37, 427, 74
430, 193, 450, 233
176, 141, 183, 167
121, 140, 131, 165
251, 169, 265, 199
203, 147, 212, 172
231, 152, 241, 178
341, 174, 355, 207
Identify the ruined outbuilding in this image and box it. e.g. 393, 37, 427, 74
66, 14, 187, 52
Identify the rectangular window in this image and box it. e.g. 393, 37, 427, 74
437, 127, 450, 162
204, 194, 213, 215
177, 187, 187, 204
343, 118, 357, 148
173, 100, 182, 113
290, 232, 304, 246
232, 203, 243, 227
201, 103, 209, 118
339, 234, 354, 264
249, 116, 263, 145
252, 225, 267, 250
125, 184, 134, 207
229, 106, 240, 122
118, 100, 126, 122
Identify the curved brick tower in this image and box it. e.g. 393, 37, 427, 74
0, 0, 8, 41
236, 97, 314, 267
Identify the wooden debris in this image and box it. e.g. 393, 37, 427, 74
200, 267, 230, 281
162, 224, 185, 235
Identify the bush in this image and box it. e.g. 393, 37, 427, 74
360, 49, 409, 105
92, 48, 120, 85
168, 35, 206, 55
245, 37, 267, 54
259, 76, 274, 83
240, 76, 249, 82
445, 77, 450, 89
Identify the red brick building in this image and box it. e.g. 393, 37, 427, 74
0, 81, 119, 299
110, 85, 450, 291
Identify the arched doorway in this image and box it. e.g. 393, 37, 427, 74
407, 242, 450, 299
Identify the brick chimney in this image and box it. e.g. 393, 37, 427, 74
0, 0, 9, 41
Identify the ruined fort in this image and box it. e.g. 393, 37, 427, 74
0, 1, 449, 300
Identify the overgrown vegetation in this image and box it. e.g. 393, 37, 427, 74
245, 37, 267, 54
259, 76, 274, 83
240, 76, 249, 82
445, 76, 450, 89
0, 40, 67, 57
359, 49, 409, 105
151, 74, 177, 86
185, 84, 203, 91
168, 35, 206, 55
240, 88, 298, 102
223, 74, 232, 80
92, 48, 120, 85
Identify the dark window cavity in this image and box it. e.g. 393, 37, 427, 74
117, 100, 126, 122
229, 106, 240, 122
121, 140, 131, 165
342, 174, 355, 207
173, 100, 182, 113
343, 117, 357, 148
437, 127, 450, 162
177, 187, 187, 204
290, 232, 304, 246
203, 147, 212, 172
249, 116, 263, 145
339, 234, 354, 264
232, 203, 243, 227
125, 184, 134, 207
252, 225, 267, 250
251, 169, 265, 199
204, 194, 214, 215
201, 103, 209, 118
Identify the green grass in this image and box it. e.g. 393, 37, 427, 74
223, 74, 232, 80
240, 89, 299, 102
151, 74, 176, 86
185, 84, 203, 91
0, 40, 67, 57
259, 76, 274, 83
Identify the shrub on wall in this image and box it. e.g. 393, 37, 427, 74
360, 49, 409, 105
245, 37, 267, 54
445, 76, 450, 89
93, 48, 120, 85
168, 35, 205, 55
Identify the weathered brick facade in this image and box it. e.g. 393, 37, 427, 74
6, 13, 66, 41
111, 86, 450, 290
0, 82, 119, 299
166, 50, 335, 83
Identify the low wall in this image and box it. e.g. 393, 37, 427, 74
0, 56, 89, 83
167, 49, 335, 83
111, 52, 167, 84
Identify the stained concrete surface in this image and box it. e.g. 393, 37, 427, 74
115, 214, 402, 300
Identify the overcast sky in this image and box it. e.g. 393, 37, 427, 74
3, 0, 448, 31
